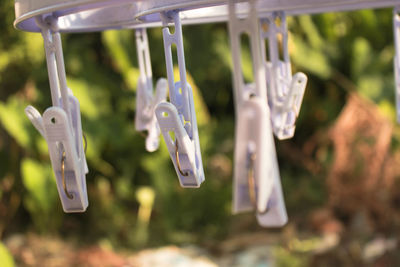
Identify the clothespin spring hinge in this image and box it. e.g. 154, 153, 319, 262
175, 140, 189, 177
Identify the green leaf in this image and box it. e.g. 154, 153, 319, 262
0, 242, 14, 267
102, 30, 139, 90
358, 75, 383, 101
351, 37, 372, 80
291, 36, 331, 78
21, 158, 57, 213
0, 97, 32, 148
21, 158, 61, 232
67, 78, 111, 119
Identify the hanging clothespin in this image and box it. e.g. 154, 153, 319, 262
260, 12, 307, 140
234, 97, 288, 226
394, 8, 400, 123
154, 10, 205, 188
25, 15, 88, 213
229, 0, 287, 227
135, 28, 168, 152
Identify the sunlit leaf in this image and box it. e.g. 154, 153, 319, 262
0, 242, 14, 267
0, 97, 32, 148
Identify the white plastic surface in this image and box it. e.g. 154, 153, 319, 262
229, 0, 287, 227
233, 97, 288, 227
233, 98, 274, 214
16, 0, 400, 33
135, 28, 168, 152
155, 100, 204, 187
44, 106, 88, 213
25, 96, 88, 213
14, 0, 138, 32
25, 16, 88, 213
260, 12, 307, 140
155, 11, 205, 187
135, 0, 400, 24
228, 0, 266, 107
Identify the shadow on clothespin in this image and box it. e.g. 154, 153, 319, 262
393, 8, 400, 123
260, 12, 307, 140
25, 15, 88, 213
229, 0, 287, 227
135, 28, 168, 152
154, 10, 205, 188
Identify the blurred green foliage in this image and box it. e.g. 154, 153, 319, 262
0, 0, 398, 255
0, 242, 14, 267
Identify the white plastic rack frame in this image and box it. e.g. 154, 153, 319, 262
14, 0, 400, 225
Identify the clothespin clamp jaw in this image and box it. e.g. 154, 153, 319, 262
394, 8, 400, 123
135, 28, 168, 152
260, 12, 308, 140
155, 10, 205, 187
25, 14, 88, 213
229, 0, 287, 227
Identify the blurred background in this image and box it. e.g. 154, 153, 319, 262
1, 1, 400, 266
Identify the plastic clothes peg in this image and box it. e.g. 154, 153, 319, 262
394, 8, 400, 123
260, 12, 307, 140
154, 10, 205, 188
25, 15, 88, 213
229, 0, 287, 227
233, 97, 288, 226
135, 28, 168, 152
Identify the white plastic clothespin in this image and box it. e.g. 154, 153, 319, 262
25, 15, 88, 213
260, 12, 307, 140
234, 97, 288, 226
135, 28, 168, 152
154, 10, 205, 188
229, 0, 287, 227
394, 8, 400, 123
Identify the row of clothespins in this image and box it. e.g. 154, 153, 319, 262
22, 1, 400, 228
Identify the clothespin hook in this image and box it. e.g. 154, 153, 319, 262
175, 140, 189, 177
61, 150, 74, 200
